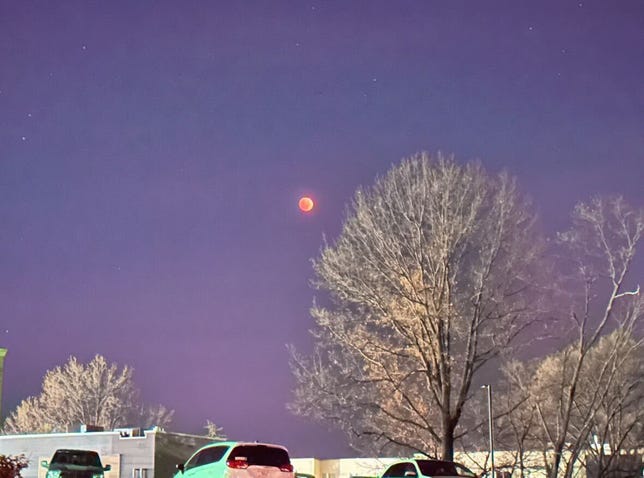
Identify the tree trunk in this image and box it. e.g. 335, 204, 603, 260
441, 416, 456, 461
549, 443, 564, 478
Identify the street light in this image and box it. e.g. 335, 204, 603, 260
482, 384, 495, 478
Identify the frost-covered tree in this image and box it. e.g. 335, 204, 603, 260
2, 354, 173, 434
138, 403, 176, 430
577, 329, 642, 477
500, 196, 643, 478
204, 419, 226, 440
502, 329, 642, 478
290, 153, 547, 460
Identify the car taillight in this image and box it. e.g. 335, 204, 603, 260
279, 464, 294, 473
226, 460, 249, 469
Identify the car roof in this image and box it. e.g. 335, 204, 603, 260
54, 449, 99, 454
413, 459, 456, 464
199, 441, 289, 451
386, 458, 468, 468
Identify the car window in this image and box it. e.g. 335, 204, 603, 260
383, 463, 411, 478
197, 447, 228, 467
416, 460, 475, 477
404, 464, 417, 476
52, 451, 101, 468
228, 445, 290, 467
184, 451, 203, 471
452, 464, 475, 478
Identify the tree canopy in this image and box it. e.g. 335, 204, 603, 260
498, 196, 643, 478
290, 153, 547, 460
2, 354, 173, 434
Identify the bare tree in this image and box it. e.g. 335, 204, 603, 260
494, 363, 538, 478
139, 403, 176, 430
290, 153, 546, 460
2, 354, 173, 434
204, 419, 227, 440
578, 328, 643, 478
501, 196, 643, 478
502, 328, 642, 478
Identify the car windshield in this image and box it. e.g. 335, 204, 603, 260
228, 445, 290, 467
52, 451, 102, 468
416, 460, 475, 477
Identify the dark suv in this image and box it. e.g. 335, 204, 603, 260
41, 449, 111, 478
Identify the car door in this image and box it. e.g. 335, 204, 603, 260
182, 450, 206, 478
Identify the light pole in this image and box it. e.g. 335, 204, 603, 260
482, 384, 495, 478
0, 348, 6, 421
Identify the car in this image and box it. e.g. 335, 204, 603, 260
176, 441, 294, 478
41, 449, 111, 478
381, 459, 476, 478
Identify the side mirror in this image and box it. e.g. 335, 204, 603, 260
104, 465, 111, 472
41, 461, 49, 469
176, 464, 185, 474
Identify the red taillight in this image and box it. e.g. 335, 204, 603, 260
279, 464, 294, 473
226, 460, 249, 469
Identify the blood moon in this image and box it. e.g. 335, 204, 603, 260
298, 196, 315, 213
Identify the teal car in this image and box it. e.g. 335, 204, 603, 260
176, 442, 294, 478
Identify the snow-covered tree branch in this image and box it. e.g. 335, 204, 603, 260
290, 153, 547, 460
2, 354, 174, 434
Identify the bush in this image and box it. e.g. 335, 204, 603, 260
0, 455, 28, 478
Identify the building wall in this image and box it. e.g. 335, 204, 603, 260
291, 452, 594, 478
291, 457, 401, 478
0, 429, 210, 478
0, 430, 154, 478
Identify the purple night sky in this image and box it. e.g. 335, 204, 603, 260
1, 0, 642, 458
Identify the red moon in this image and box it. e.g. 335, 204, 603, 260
298, 196, 314, 212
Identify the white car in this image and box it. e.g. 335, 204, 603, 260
381, 459, 476, 478
176, 442, 294, 478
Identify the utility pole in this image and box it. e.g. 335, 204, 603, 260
482, 384, 495, 478
0, 348, 7, 421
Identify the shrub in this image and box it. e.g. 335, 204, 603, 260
0, 455, 28, 478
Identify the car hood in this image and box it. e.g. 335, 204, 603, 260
49, 465, 104, 472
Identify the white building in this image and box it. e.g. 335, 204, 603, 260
0, 428, 210, 478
